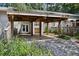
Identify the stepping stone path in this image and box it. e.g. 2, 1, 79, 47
35, 38, 79, 56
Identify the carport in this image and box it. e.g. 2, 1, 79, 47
7, 11, 68, 37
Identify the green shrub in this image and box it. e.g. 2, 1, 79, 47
49, 29, 58, 34
75, 36, 79, 40
61, 29, 64, 34
52, 30, 58, 34
0, 37, 53, 56
74, 33, 79, 40
58, 34, 71, 40
49, 29, 52, 33
44, 26, 48, 33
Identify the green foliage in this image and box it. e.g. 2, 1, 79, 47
58, 34, 71, 40
51, 30, 58, 34
75, 36, 79, 40
29, 3, 43, 10
49, 29, 58, 34
9, 3, 45, 11
10, 3, 32, 12
0, 37, 53, 56
2, 3, 79, 14
74, 33, 79, 40
7, 3, 79, 14
47, 3, 79, 14
44, 26, 48, 33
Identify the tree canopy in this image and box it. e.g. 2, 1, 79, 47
5, 3, 79, 14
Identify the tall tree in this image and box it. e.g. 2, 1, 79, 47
9, 3, 32, 12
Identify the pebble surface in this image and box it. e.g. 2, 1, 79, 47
35, 38, 79, 56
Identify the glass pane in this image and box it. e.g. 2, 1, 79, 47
22, 25, 25, 31
26, 25, 28, 32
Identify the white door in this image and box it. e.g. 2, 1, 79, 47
21, 24, 29, 33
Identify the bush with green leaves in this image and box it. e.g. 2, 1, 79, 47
46, 28, 58, 34
0, 37, 53, 56
58, 34, 71, 40
44, 26, 48, 33
74, 33, 79, 40
75, 36, 79, 40
52, 30, 58, 34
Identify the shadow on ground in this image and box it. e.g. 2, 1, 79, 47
19, 35, 54, 41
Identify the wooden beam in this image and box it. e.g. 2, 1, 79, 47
8, 14, 68, 22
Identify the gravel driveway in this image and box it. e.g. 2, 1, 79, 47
33, 38, 79, 56
23, 35, 79, 56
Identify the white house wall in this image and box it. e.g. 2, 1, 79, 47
13, 18, 78, 35
43, 23, 46, 32
14, 21, 31, 34
49, 18, 77, 28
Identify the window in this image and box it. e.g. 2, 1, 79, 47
35, 22, 39, 26
22, 24, 29, 33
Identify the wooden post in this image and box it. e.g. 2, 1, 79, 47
67, 25, 68, 34
31, 21, 33, 36
72, 21, 76, 36
39, 21, 42, 36
75, 20, 77, 33
11, 15, 14, 37
58, 21, 61, 34
47, 22, 49, 35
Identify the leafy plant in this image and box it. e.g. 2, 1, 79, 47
75, 36, 79, 40
0, 37, 53, 56
74, 33, 79, 40
44, 26, 48, 33
52, 30, 58, 34
58, 34, 71, 40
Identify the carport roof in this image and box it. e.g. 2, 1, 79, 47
7, 10, 79, 22
7, 10, 79, 17
7, 10, 69, 18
